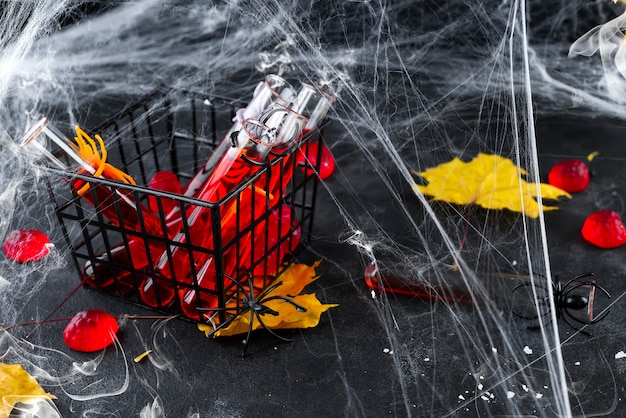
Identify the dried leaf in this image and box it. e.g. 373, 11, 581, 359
0, 362, 55, 418
198, 261, 338, 337
412, 153, 570, 218
134, 350, 153, 363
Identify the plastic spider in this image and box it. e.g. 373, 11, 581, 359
199, 274, 307, 356
512, 273, 611, 335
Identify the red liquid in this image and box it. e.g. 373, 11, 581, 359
144, 154, 265, 309
261, 128, 311, 205
148, 170, 183, 215
180, 204, 300, 321
139, 275, 176, 308
74, 177, 170, 237
296, 141, 335, 180
83, 238, 165, 292
363, 263, 474, 304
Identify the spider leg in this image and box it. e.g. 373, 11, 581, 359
200, 306, 252, 338
561, 311, 592, 337
241, 309, 256, 357
255, 280, 285, 300
511, 282, 550, 320
255, 312, 293, 343
571, 272, 594, 282
261, 295, 307, 312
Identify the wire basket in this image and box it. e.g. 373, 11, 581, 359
44, 89, 324, 325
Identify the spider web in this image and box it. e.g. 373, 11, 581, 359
0, 0, 624, 416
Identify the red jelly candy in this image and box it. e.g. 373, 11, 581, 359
63, 309, 119, 352
297, 142, 335, 180
148, 170, 182, 214
581, 210, 626, 249
3, 229, 52, 262
548, 159, 590, 193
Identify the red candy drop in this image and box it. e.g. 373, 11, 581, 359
581, 210, 626, 249
548, 159, 590, 193
297, 142, 335, 180
63, 309, 119, 352
148, 170, 182, 214
3, 229, 52, 262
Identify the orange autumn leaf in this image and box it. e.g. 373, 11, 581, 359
198, 261, 338, 337
412, 153, 570, 218
0, 362, 55, 418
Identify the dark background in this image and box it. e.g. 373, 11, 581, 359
3, 1, 626, 417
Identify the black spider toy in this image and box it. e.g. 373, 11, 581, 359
512, 273, 611, 335
199, 273, 307, 356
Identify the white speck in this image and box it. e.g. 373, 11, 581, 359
507, 391, 515, 399
544, 385, 548, 389
523, 346, 533, 355
522, 384, 529, 392
370, 290, 377, 299
383, 348, 390, 353
480, 395, 489, 401
491, 347, 498, 353
458, 395, 465, 401
512, 260, 518, 266
423, 358, 430, 362
615, 351, 626, 359
574, 361, 581, 366
489, 392, 495, 399
204, 99, 212, 106
477, 383, 483, 390
0, 275, 9, 287
536, 392, 544, 399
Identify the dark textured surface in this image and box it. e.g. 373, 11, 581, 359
12, 112, 623, 417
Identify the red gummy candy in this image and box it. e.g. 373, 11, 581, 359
581, 210, 626, 249
548, 159, 590, 193
148, 170, 182, 214
3, 229, 52, 262
63, 309, 119, 352
297, 142, 335, 180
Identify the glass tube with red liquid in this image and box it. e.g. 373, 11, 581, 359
265, 83, 335, 204
20, 118, 177, 292
20, 118, 169, 238
173, 110, 307, 320
182, 74, 297, 198
140, 112, 305, 311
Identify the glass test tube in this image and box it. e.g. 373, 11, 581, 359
140, 114, 304, 309
174, 110, 307, 319
20, 118, 167, 237
182, 74, 297, 198
265, 83, 335, 202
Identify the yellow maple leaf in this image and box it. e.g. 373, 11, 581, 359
412, 153, 570, 218
198, 261, 338, 337
0, 362, 56, 418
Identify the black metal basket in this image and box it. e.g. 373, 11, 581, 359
45, 89, 324, 325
